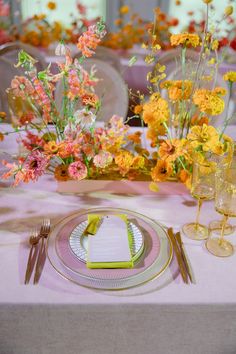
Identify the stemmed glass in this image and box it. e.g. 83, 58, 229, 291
208, 147, 236, 236
206, 167, 236, 257
182, 160, 215, 240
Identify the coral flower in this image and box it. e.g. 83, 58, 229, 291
170, 33, 200, 47
187, 124, 220, 152
77, 22, 106, 58
68, 160, 87, 180
151, 160, 173, 182
11, 76, 35, 99
54, 164, 70, 181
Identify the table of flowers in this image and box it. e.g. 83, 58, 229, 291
1, 1, 236, 353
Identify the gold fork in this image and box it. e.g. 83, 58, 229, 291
24, 228, 40, 284
33, 219, 51, 284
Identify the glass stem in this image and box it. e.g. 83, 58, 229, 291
195, 198, 203, 230
219, 214, 229, 246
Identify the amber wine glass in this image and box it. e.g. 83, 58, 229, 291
182, 160, 215, 240
206, 167, 236, 257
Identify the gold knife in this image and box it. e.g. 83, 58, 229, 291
167, 228, 189, 284
175, 232, 194, 284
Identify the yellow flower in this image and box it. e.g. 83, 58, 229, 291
151, 160, 173, 182
120, 5, 129, 15
170, 33, 200, 47
115, 150, 134, 176
193, 88, 225, 116
161, 80, 193, 101
211, 39, 219, 50
223, 71, 236, 83
213, 87, 227, 96
187, 124, 220, 152
47, 1, 56, 10
224, 6, 233, 16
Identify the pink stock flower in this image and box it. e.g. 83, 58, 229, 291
93, 151, 113, 168
24, 150, 48, 181
74, 108, 96, 128
11, 76, 35, 99
68, 160, 87, 180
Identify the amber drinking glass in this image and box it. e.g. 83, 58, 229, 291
206, 167, 236, 257
182, 160, 215, 240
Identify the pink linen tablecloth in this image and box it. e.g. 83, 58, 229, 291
1, 124, 236, 354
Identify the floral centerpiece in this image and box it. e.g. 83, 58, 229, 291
0, 20, 153, 186
0, 1, 235, 191
130, 0, 235, 187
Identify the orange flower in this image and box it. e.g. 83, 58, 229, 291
0, 112, 6, 120
44, 141, 59, 155
134, 104, 143, 115
191, 114, 209, 126
175, 0, 181, 5
179, 169, 191, 189
127, 132, 142, 144
151, 160, 172, 182
0, 132, 4, 141
158, 139, 185, 162
161, 80, 192, 101
143, 93, 169, 129
120, 5, 129, 15
170, 33, 200, 47
54, 164, 70, 182
47, 1, 57, 10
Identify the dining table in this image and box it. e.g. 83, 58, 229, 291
1, 123, 236, 354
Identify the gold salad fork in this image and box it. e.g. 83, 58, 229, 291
24, 228, 40, 284
33, 219, 51, 284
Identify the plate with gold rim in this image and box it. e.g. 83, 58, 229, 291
46, 207, 173, 290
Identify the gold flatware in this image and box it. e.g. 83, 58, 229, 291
33, 219, 51, 284
24, 228, 39, 284
175, 231, 194, 284
167, 228, 189, 284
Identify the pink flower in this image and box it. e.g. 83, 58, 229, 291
11, 76, 35, 99
93, 151, 113, 168
0, 0, 10, 16
77, 2, 86, 15
24, 151, 48, 181
68, 160, 87, 180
